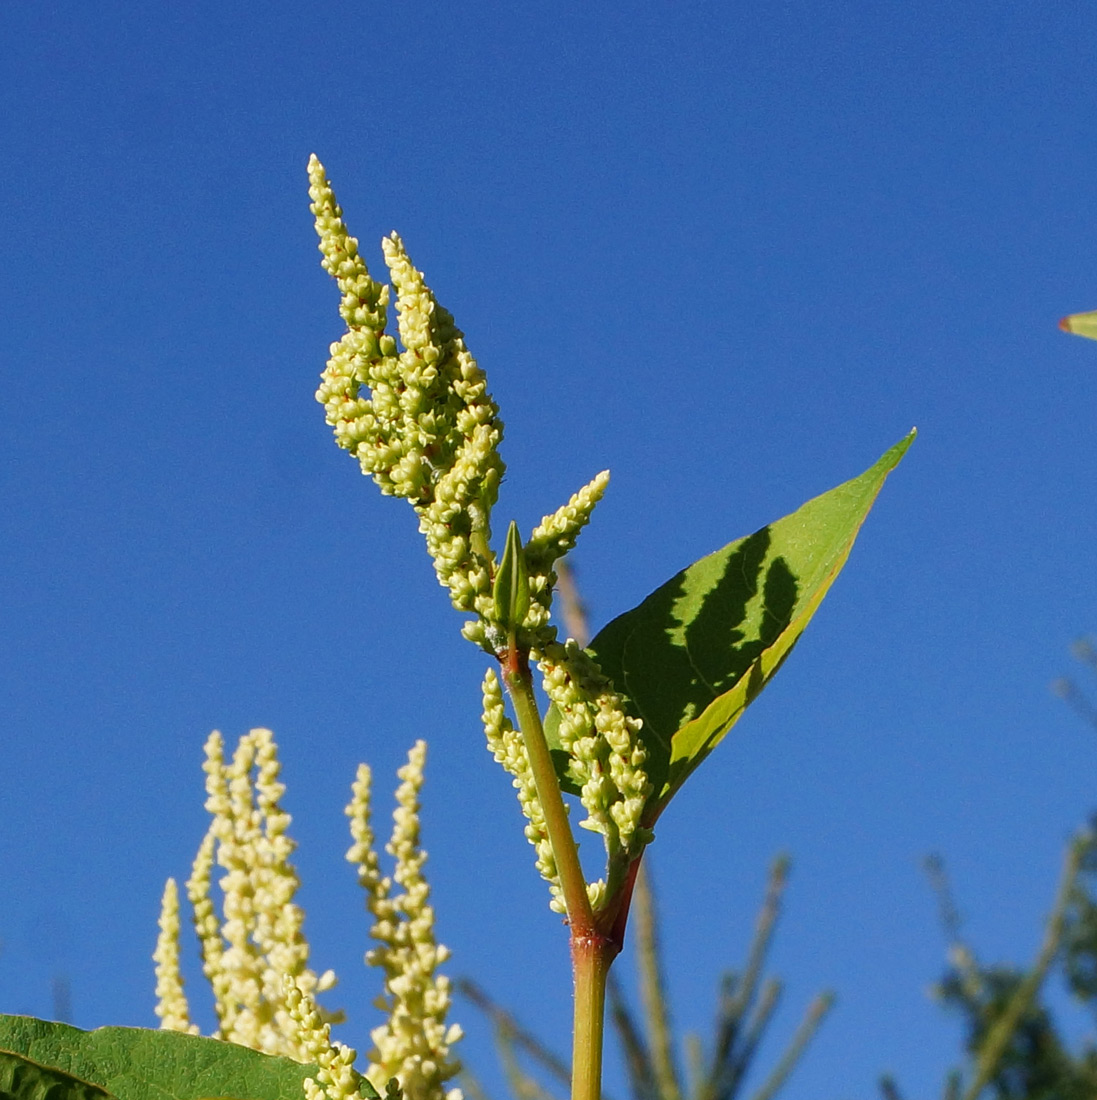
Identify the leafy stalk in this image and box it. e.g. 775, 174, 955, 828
502, 654, 612, 1100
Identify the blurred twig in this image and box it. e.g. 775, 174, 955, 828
457, 977, 574, 1095
1052, 636, 1097, 732
554, 560, 591, 648
633, 865, 683, 1100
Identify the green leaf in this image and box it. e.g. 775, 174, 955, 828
0, 1046, 117, 1100
1060, 309, 1097, 340
548, 432, 914, 820
0, 1017, 320, 1100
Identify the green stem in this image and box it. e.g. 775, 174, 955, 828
502, 654, 594, 933
502, 648, 618, 1100
571, 930, 614, 1100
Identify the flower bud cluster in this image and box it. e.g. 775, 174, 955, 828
309, 157, 503, 640
480, 668, 566, 913
285, 979, 361, 1100
346, 743, 462, 1100
522, 471, 610, 635
538, 642, 653, 898
153, 878, 198, 1034
176, 729, 336, 1060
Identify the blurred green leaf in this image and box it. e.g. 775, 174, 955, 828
1060, 309, 1097, 340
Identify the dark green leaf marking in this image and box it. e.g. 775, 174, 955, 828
0, 1046, 116, 1100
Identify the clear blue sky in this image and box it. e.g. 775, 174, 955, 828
3, 2, 1097, 1097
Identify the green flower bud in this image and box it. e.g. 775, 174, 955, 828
492, 521, 530, 633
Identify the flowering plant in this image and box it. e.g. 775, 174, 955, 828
0, 160, 911, 1100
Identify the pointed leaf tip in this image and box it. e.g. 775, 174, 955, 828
1061, 308, 1097, 340
548, 433, 914, 818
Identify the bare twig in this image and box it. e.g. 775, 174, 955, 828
634, 864, 683, 1100
555, 560, 591, 647
457, 978, 573, 1091
746, 992, 834, 1100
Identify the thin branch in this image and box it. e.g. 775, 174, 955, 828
703, 856, 791, 1100
497, 1022, 565, 1100
731, 857, 790, 1025
459, 1067, 495, 1100
1052, 677, 1097, 732
746, 992, 834, 1100
503, 659, 595, 933
878, 1076, 905, 1100
719, 979, 781, 1100
555, 559, 591, 648
684, 1034, 704, 1100
457, 978, 573, 1090
924, 853, 964, 946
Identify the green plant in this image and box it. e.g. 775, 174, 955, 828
302, 156, 909, 1100
885, 636, 1097, 1100
457, 566, 833, 1100
0, 159, 911, 1100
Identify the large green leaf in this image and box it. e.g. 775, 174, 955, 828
548, 432, 914, 820
0, 1016, 342, 1100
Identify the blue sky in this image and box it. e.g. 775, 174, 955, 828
3, 2, 1097, 1097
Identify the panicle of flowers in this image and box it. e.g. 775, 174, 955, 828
480, 668, 566, 914
153, 877, 199, 1034
538, 641, 653, 904
285, 978, 361, 1100
346, 742, 462, 1100
522, 470, 610, 636
309, 159, 650, 920
309, 156, 504, 646
161, 728, 337, 1063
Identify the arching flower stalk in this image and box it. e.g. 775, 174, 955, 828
308, 158, 654, 933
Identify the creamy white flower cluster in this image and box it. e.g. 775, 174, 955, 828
154, 729, 461, 1100
285, 979, 361, 1100
479, 668, 566, 913
346, 742, 463, 1100
521, 471, 610, 638
308, 159, 652, 916
538, 642, 653, 905
153, 729, 336, 1059
309, 156, 503, 646
152, 877, 197, 1034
